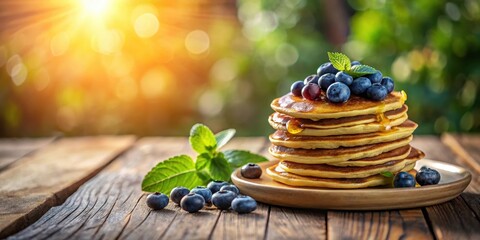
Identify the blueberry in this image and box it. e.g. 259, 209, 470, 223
180, 193, 205, 213
241, 163, 262, 179
207, 180, 229, 194
350, 77, 372, 95
326, 82, 350, 103
146, 192, 169, 210
190, 186, 212, 203
318, 73, 335, 91
301, 83, 320, 100
416, 168, 441, 186
220, 184, 240, 195
232, 195, 257, 214
317, 62, 339, 76
366, 83, 388, 101
366, 71, 383, 84
381, 77, 394, 93
303, 74, 319, 85
351, 61, 361, 66
212, 190, 237, 210
170, 187, 190, 205
335, 71, 353, 86
290, 81, 304, 97
393, 172, 416, 188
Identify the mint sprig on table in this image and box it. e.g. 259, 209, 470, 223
327, 52, 377, 78
141, 124, 268, 194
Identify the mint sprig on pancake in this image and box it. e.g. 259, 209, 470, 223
141, 124, 268, 194
327, 52, 377, 77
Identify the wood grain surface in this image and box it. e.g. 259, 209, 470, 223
0, 138, 55, 171
0, 136, 135, 238
412, 136, 480, 240
2, 136, 480, 240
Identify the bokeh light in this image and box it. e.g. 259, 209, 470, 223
0, 0, 479, 137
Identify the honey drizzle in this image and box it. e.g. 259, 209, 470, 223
375, 102, 391, 131
286, 119, 304, 134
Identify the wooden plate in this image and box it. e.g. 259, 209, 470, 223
231, 159, 472, 210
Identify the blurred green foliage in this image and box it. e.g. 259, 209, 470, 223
345, 0, 480, 134
0, 0, 479, 137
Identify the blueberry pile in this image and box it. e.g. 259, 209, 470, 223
392, 167, 441, 188
146, 180, 257, 214
290, 62, 395, 103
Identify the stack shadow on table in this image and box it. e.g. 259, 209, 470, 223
266, 91, 425, 189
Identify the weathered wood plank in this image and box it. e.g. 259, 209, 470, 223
411, 136, 480, 240
9, 137, 270, 240
9, 138, 189, 240
328, 209, 432, 240
0, 138, 55, 171
441, 134, 480, 220
267, 207, 326, 240
0, 136, 135, 238
211, 137, 270, 240
442, 134, 480, 174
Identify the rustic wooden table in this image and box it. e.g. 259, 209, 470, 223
0, 135, 479, 239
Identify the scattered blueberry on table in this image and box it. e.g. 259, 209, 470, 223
180, 193, 205, 213
212, 190, 237, 210
232, 195, 257, 214
207, 180, 229, 194
146, 192, 169, 210
170, 186, 190, 205
190, 186, 213, 203
220, 184, 240, 195
146, 179, 259, 214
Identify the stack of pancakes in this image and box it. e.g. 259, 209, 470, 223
266, 91, 425, 189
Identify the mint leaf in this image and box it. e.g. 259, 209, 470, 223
380, 171, 394, 178
328, 52, 351, 71
141, 155, 203, 195
223, 150, 268, 169
189, 123, 217, 155
215, 129, 236, 150
345, 64, 377, 78
196, 152, 232, 181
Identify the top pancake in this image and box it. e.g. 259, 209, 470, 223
270, 105, 408, 129
271, 91, 407, 120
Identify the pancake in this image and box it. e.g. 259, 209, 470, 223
327, 145, 411, 167
269, 136, 413, 164
269, 113, 408, 136
277, 147, 424, 178
279, 159, 407, 178
271, 91, 407, 120
270, 105, 408, 129
266, 164, 416, 189
269, 120, 417, 149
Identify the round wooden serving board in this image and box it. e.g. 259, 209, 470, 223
231, 159, 472, 210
